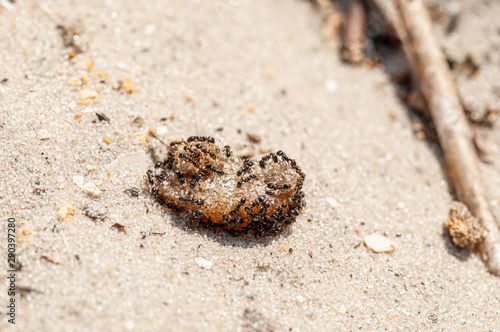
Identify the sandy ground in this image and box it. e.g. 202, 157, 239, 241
1, 0, 500, 331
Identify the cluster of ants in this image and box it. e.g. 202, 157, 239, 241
148, 136, 305, 236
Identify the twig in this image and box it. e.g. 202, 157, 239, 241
373, 0, 500, 275
310, 0, 344, 39
341, 0, 366, 64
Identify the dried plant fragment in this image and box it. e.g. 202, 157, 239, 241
56, 24, 83, 54
445, 202, 484, 248
341, 0, 366, 64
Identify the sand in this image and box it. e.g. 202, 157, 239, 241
1, 0, 499, 331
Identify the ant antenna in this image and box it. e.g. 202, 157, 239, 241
151, 134, 169, 147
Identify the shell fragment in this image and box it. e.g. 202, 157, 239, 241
364, 233, 396, 253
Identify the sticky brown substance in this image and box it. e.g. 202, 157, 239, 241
147, 136, 305, 236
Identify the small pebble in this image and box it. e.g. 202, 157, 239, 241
364, 233, 396, 253
57, 202, 76, 222
195, 257, 213, 269
68, 100, 77, 110
116, 61, 130, 70
124, 320, 135, 331
156, 126, 168, 135
82, 182, 101, 197
396, 202, 405, 209
145, 24, 156, 34
77, 98, 90, 106
73, 175, 85, 188
80, 89, 98, 99
102, 136, 111, 144
325, 79, 338, 93
259, 147, 269, 154
327, 197, 339, 208
120, 77, 137, 94
37, 129, 51, 140
83, 201, 108, 220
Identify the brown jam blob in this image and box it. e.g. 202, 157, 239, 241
147, 136, 305, 236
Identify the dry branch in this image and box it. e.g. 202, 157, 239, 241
373, 0, 500, 275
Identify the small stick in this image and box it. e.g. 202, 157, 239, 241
310, 0, 344, 39
373, 0, 500, 275
341, 0, 366, 64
